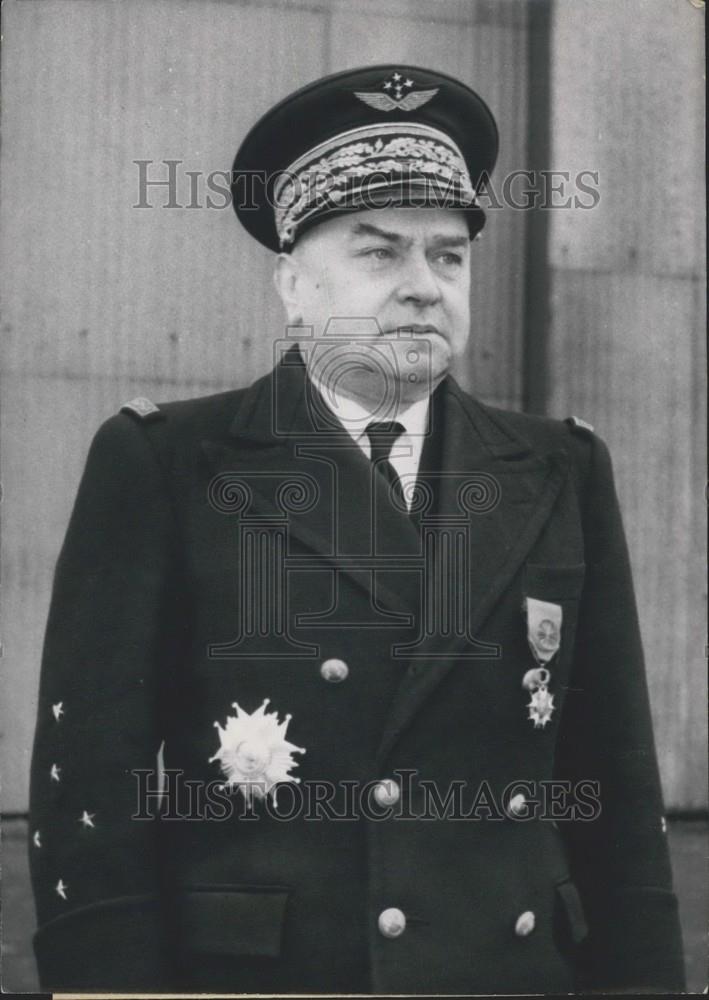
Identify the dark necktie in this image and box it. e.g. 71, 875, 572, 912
365, 420, 407, 511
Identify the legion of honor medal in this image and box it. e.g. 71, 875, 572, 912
522, 597, 562, 729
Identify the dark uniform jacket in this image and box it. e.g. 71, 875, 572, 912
29, 348, 685, 993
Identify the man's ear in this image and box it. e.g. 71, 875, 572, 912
273, 252, 302, 324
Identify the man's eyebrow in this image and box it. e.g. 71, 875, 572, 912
348, 221, 406, 243
348, 221, 469, 249
428, 234, 470, 248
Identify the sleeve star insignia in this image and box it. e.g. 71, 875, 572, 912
52, 701, 64, 721
55, 879, 68, 900
33, 830, 42, 848
50, 763, 62, 782
78, 810, 96, 828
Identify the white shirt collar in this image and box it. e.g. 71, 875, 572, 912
307, 368, 430, 453
306, 370, 431, 512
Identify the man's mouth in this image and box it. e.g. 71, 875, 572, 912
390, 324, 443, 337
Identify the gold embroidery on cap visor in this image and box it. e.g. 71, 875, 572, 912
273, 122, 478, 248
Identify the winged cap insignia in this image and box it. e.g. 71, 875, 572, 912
354, 71, 439, 112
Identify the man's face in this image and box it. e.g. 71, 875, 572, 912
274, 207, 472, 406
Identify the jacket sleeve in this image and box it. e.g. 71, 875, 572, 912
28, 412, 178, 991
556, 430, 686, 992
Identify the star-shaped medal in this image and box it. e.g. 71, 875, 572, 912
527, 686, 555, 728
209, 699, 305, 807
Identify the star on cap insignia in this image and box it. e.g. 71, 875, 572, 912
354, 71, 438, 112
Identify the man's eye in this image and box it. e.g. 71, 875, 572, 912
364, 247, 394, 260
435, 251, 463, 266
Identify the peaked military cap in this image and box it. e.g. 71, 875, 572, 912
231, 64, 499, 252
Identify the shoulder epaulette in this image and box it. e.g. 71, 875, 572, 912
565, 415, 594, 435
120, 397, 164, 421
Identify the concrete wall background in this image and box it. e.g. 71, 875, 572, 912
547, 0, 706, 810
1, 0, 705, 812
1, 0, 531, 812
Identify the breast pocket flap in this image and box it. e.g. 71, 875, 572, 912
175, 885, 290, 957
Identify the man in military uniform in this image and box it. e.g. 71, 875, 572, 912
29, 65, 685, 993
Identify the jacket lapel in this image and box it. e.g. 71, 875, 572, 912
201, 348, 420, 621
376, 378, 570, 765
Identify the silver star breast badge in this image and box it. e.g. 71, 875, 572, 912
209, 699, 305, 807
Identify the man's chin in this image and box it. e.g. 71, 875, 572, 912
396, 361, 449, 402
391, 334, 450, 369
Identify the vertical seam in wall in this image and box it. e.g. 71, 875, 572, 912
322, 1, 333, 73
522, 0, 552, 415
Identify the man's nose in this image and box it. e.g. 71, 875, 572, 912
396, 252, 442, 307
